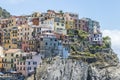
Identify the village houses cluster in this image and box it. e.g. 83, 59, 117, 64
0, 10, 102, 76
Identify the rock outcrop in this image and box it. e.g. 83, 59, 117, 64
87, 64, 120, 80
35, 57, 120, 80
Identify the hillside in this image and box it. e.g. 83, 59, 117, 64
0, 7, 11, 18
27, 30, 120, 80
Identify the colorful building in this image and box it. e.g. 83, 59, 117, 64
16, 52, 43, 76
17, 24, 34, 52
0, 57, 3, 71
0, 30, 3, 46
0, 46, 4, 71
3, 28, 11, 49
2, 17, 18, 49
64, 12, 79, 30
78, 19, 88, 32
3, 49, 23, 71
89, 25, 102, 45
35, 30, 60, 57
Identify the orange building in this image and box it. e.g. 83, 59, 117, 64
0, 57, 3, 71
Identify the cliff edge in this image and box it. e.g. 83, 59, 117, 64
34, 53, 120, 80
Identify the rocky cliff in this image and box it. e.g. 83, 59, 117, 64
34, 55, 120, 80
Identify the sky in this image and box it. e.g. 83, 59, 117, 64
0, 0, 120, 58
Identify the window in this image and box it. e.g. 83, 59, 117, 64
29, 67, 31, 70
20, 67, 22, 70
23, 62, 25, 65
20, 62, 22, 65
55, 39, 57, 41
54, 43, 56, 46
5, 59, 7, 62
61, 24, 64, 26
45, 42, 48, 45
5, 54, 7, 56
41, 38, 43, 41
11, 64, 13, 67
27, 67, 31, 70
57, 23, 59, 26
33, 62, 37, 65
16, 55, 18, 58
23, 67, 25, 70
9, 46, 11, 48
34, 67, 36, 70
28, 62, 30, 65
11, 59, 13, 63
11, 53, 13, 56
50, 38, 52, 41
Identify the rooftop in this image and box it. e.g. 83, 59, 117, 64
5, 49, 21, 54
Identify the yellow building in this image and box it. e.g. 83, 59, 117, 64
65, 20, 75, 30
3, 17, 18, 49
64, 12, 78, 30
3, 49, 22, 71
3, 28, 11, 49
54, 17, 67, 35
28, 40, 36, 51
10, 27, 18, 49
0, 57, 3, 70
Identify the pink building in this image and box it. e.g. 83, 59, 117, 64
16, 52, 43, 76
78, 19, 88, 32
17, 24, 34, 51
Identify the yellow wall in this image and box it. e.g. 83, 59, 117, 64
3, 17, 18, 49
10, 29, 18, 49
28, 40, 35, 51
3, 29, 11, 49
65, 21, 74, 30
0, 57, 3, 69
3, 53, 15, 71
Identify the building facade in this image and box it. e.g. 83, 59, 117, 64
16, 52, 43, 76
3, 49, 22, 71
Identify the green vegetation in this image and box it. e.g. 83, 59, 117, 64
103, 36, 111, 48
77, 30, 89, 41
0, 7, 11, 18
70, 50, 119, 67
68, 30, 118, 66
68, 29, 89, 40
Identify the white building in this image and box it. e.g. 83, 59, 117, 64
89, 25, 102, 45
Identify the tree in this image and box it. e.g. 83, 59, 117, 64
0, 7, 11, 18
103, 36, 111, 48
78, 30, 89, 41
